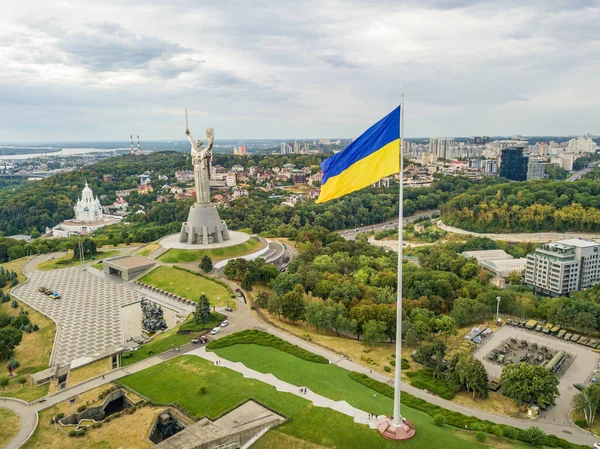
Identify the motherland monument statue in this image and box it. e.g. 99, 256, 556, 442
179, 109, 231, 245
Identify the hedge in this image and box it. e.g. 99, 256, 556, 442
347, 372, 578, 449
179, 313, 226, 332
206, 330, 329, 364
405, 370, 458, 400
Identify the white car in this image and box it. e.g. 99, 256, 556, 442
221, 320, 230, 327
210, 327, 220, 335
593, 443, 600, 449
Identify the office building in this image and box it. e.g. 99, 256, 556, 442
499, 147, 528, 181
280, 142, 294, 155
527, 156, 545, 180
421, 153, 437, 166
525, 239, 600, 296
484, 159, 498, 174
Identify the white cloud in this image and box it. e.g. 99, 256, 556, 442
0, 0, 598, 141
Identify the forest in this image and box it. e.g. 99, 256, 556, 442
442, 175, 600, 232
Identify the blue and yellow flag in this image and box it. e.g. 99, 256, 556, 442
316, 106, 400, 203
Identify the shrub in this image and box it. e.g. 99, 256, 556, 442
502, 426, 520, 440
10, 315, 29, 329
77, 405, 87, 413
401, 358, 410, 370
433, 414, 447, 426
405, 370, 457, 399
198, 386, 207, 394
384, 366, 391, 373
476, 431, 487, 442
491, 425, 504, 438
11, 299, 18, 308
68, 430, 77, 437
574, 419, 588, 428
523, 427, 546, 446
33, 324, 39, 331
56, 413, 65, 420
206, 330, 329, 364
121, 352, 132, 359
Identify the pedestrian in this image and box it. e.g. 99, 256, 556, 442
177, 347, 180, 354
373, 394, 376, 399
102, 374, 105, 380
369, 369, 372, 374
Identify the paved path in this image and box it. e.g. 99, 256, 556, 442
339, 210, 440, 241
437, 220, 600, 243
0, 398, 38, 449
188, 346, 380, 429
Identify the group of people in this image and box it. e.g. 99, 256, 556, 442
298, 386, 308, 394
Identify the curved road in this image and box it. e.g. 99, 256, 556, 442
0, 398, 38, 449
339, 210, 440, 241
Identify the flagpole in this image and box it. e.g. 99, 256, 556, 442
393, 89, 404, 427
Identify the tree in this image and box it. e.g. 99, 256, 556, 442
305, 301, 327, 330
412, 340, 446, 368
507, 271, 522, 285
241, 272, 254, 291
267, 294, 283, 319
0, 376, 8, 390
73, 237, 97, 259
523, 427, 546, 446
451, 297, 492, 327
432, 315, 457, 341
0, 327, 22, 360
501, 363, 559, 408
199, 255, 213, 273
362, 320, 387, 346
255, 291, 269, 309
469, 358, 489, 398
194, 294, 211, 324
572, 384, 600, 427
281, 285, 305, 323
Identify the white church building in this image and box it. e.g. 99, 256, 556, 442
49, 182, 122, 238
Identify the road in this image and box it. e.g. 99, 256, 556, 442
339, 210, 440, 241
437, 220, 600, 243
567, 160, 600, 182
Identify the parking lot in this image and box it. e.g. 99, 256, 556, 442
474, 325, 600, 424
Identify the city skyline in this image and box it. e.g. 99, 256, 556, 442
1, 0, 599, 141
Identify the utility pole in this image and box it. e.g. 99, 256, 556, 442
496, 295, 501, 323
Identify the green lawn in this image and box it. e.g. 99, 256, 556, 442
139, 266, 233, 306
157, 238, 261, 263
119, 356, 486, 449
120, 323, 191, 367
37, 250, 120, 271
0, 407, 20, 448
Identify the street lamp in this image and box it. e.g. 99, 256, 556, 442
496, 296, 501, 323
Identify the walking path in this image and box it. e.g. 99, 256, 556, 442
188, 346, 380, 429
437, 220, 600, 243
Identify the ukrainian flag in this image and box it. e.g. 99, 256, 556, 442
316, 107, 400, 203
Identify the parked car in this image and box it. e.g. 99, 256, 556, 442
50, 292, 61, 300
225, 307, 234, 312
221, 320, 230, 327
210, 327, 220, 335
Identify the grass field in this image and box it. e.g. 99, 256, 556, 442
157, 238, 261, 263
67, 357, 112, 387
120, 355, 488, 449
1, 258, 56, 401
139, 266, 232, 306
22, 384, 158, 449
251, 430, 327, 449
37, 250, 120, 271
0, 407, 20, 448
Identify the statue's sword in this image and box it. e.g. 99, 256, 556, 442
185, 108, 189, 130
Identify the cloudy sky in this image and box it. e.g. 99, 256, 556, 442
1, 0, 599, 141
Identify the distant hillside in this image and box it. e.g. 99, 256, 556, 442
442, 178, 600, 233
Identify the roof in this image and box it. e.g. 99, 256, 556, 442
482, 258, 527, 278
105, 256, 154, 270
557, 239, 600, 248
461, 249, 513, 263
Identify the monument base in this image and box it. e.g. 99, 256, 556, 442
377, 417, 416, 440
180, 203, 230, 245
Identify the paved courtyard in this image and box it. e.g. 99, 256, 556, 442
12, 267, 144, 366
474, 325, 600, 424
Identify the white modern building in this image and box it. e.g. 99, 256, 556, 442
50, 183, 121, 237
461, 249, 526, 279
568, 137, 597, 155
527, 156, 545, 180
525, 239, 600, 296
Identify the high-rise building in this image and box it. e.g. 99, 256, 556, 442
525, 239, 600, 296
429, 137, 454, 160
499, 147, 528, 181
527, 156, 545, 180
484, 159, 497, 174
568, 136, 597, 154
421, 153, 436, 166
280, 142, 293, 155
539, 142, 548, 157
469, 136, 489, 144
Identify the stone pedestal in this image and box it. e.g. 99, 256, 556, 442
179, 203, 230, 245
